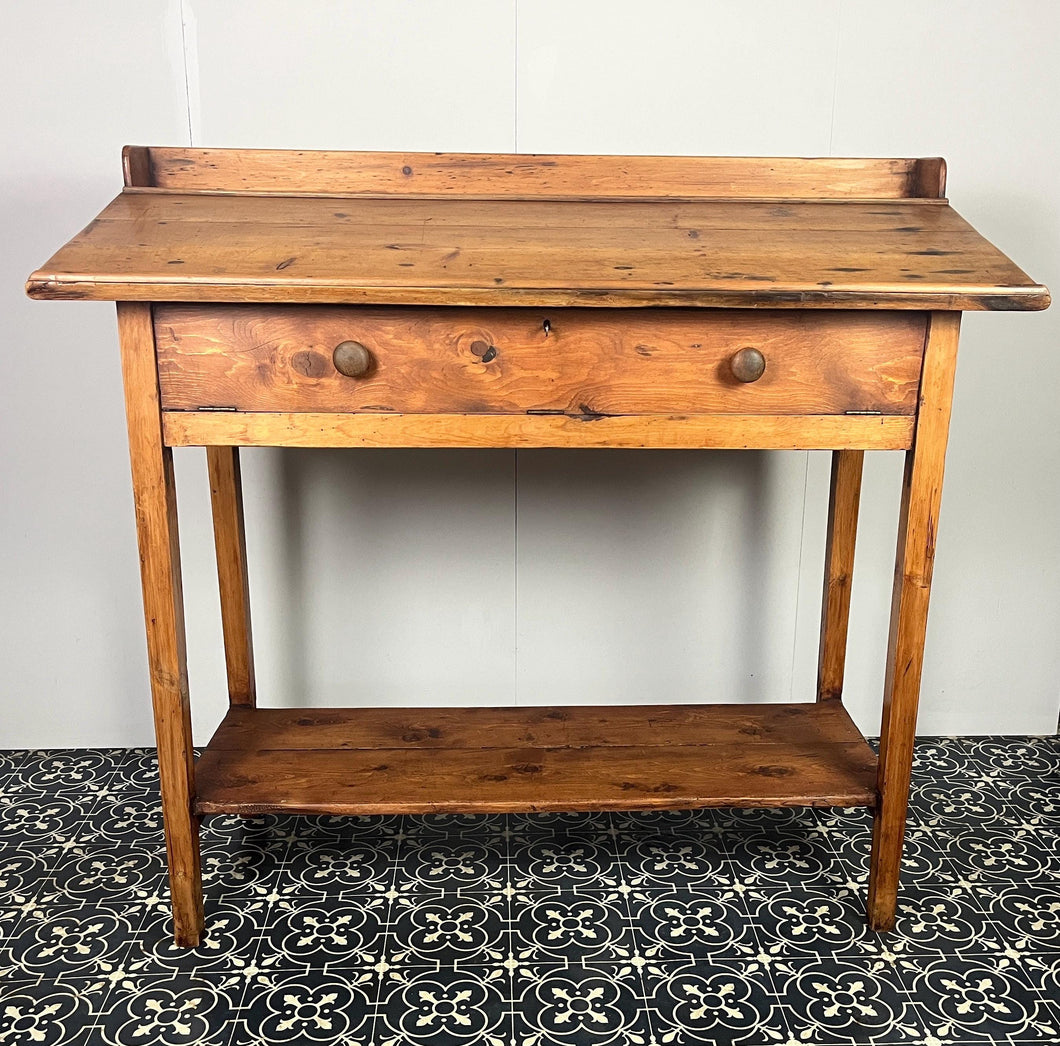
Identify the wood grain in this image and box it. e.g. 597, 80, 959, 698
161, 411, 916, 451
868, 311, 961, 931
116, 302, 203, 947
193, 702, 877, 815
26, 190, 1049, 310
817, 450, 865, 701
155, 305, 926, 417
28, 150, 1049, 942
122, 145, 152, 188
206, 447, 255, 708
208, 702, 870, 751
141, 148, 948, 200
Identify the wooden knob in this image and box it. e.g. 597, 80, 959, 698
730, 346, 766, 383
333, 341, 372, 378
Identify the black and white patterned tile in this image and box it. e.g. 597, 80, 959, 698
965, 735, 1060, 781
1027, 951, 1060, 1026
510, 961, 650, 1046
198, 811, 293, 845
775, 955, 926, 1043
200, 838, 287, 896
379, 964, 509, 1046
389, 892, 507, 968
0, 978, 111, 1046
259, 893, 390, 973
511, 891, 635, 964
728, 827, 847, 889
996, 780, 1060, 826
944, 825, 1060, 883
829, 822, 955, 882
814, 803, 875, 831
910, 735, 983, 779
234, 967, 377, 1045
889, 882, 1006, 956
0, 735, 1058, 1043
398, 838, 508, 895
608, 806, 714, 834
406, 812, 508, 840
983, 883, 1060, 950
0, 750, 27, 781
4, 900, 149, 984
133, 898, 271, 976
902, 953, 1059, 1043
47, 844, 168, 905
0, 793, 94, 847
629, 885, 758, 960
617, 829, 734, 890
909, 779, 1012, 827
280, 836, 399, 897
642, 957, 786, 1044
82, 793, 168, 848
15, 750, 120, 794
748, 884, 885, 958
102, 972, 245, 1046
0, 848, 57, 904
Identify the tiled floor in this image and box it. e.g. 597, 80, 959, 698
0, 736, 1059, 1044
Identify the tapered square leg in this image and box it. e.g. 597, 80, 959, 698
117, 302, 204, 947
868, 312, 961, 931
818, 449, 864, 703
207, 446, 256, 708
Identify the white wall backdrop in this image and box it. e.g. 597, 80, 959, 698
3, 0, 1058, 747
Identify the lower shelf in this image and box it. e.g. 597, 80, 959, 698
193, 702, 878, 816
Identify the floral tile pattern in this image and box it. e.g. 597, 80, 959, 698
0, 978, 110, 1046
0, 735, 1057, 1043
103, 972, 245, 1046
645, 958, 786, 1044
775, 955, 926, 1043
901, 955, 1058, 1043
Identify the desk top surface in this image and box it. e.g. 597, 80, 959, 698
26, 150, 1049, 311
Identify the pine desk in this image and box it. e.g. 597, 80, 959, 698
27, 149, 1050, 946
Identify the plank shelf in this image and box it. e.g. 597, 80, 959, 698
193, 701, 878, 816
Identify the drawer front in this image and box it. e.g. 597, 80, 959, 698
155, 305, 926, 417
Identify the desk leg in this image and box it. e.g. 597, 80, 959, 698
117, 303, 204, 947
207, 447, 256, 707
817, 450, 864, 702
868, 311, 960, 931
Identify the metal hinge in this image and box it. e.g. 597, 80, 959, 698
844, 410, 882, 416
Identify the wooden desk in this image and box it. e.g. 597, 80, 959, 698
27, 149, 1049, 947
